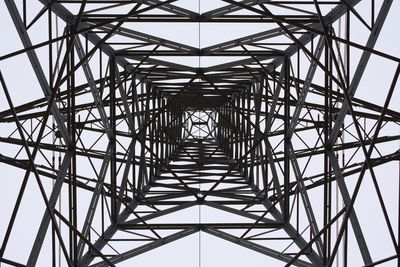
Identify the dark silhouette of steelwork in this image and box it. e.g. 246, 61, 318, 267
0, 0, 399, 266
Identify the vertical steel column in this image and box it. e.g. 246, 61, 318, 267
110, 56, 117, 224
249, 84, 256, 184
132, 75, 137, 199
150, 86, 155, 180
156, 93, 161, 174
283, 57, 290, 222
160, 96, 165, 167
235, 94, 239, 161
67, 25, 78, 265
323, 34, 332, 264
264, 74, 269, 191
48, 7, 56, 266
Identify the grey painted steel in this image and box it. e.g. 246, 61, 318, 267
90, 226, 200, 267
1, 1, 398, 266
325, 1, 393, 264
203, 226, 313, 267
26, 151, 73, 266
250, 183, 324, 266
287, 36, 325, 139
5, 0, 72, 146
328, 0, 393, 145
74, 38, 114, 139
204, 201, 277, 224
75, 142, 113, 259
287, 143, 324, 257
5, 1, 74, 265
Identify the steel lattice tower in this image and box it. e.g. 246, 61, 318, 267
0, 0, 399, 266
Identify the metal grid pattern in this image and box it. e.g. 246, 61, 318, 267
0, 0, 399, 266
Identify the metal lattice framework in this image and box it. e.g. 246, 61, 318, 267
0, 0, 399, 266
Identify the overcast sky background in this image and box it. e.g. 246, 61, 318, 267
0, 0, 400, 266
